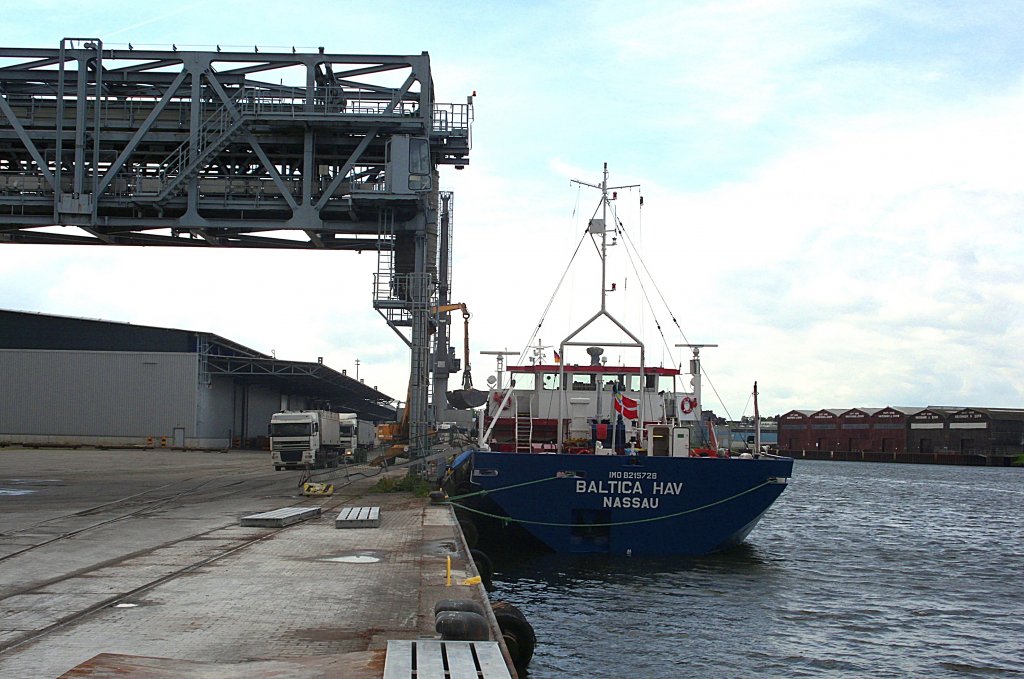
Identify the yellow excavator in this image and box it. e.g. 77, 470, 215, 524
370, 303, 485, 465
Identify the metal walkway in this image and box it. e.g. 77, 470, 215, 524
383, 640, 512, 679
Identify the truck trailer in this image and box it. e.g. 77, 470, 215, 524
270, 410, 345, 470
337, 414, 378, 462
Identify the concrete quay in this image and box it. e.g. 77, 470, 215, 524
0, 448, 510, 678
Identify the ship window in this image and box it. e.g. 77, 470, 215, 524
572, 373, 596, 391
622, 374, 665, 391
542, 373, 561, 390
511, 373, 535, 390
600, 374, 622, 391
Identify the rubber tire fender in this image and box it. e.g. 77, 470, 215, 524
435, 610, 490, 641
491, 600, 536, 674
434, 598, 486, 618
470, 548, 494, 591
458, 518, 479, 548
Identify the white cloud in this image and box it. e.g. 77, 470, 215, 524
4, 0, 1024, 418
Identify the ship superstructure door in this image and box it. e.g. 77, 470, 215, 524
647, 424, 690, 456
648, 424, 671, 456
673, 427, 690, 456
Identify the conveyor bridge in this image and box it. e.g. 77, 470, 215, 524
0, 39, 474, 454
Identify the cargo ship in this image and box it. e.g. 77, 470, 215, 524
441, 165, 793, 556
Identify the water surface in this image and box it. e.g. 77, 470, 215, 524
489, 460, 1024, 677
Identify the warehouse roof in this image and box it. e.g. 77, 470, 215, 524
779, 405, 1024, 424
0, 309, 395, 421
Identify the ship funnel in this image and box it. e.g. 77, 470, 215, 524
586, 346, 604, 366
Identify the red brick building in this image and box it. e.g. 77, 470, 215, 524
778, 410, 812, 451
807, 409, 844, 452
780, 405, 1024, 464
907, 408, 950, 453
871, 407, 917, 453
778, 406, 919, 454
839, 408, 873, 452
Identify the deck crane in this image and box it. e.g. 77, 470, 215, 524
431, 303, 488, 409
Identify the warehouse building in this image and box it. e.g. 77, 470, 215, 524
0, 309, 395, 449
779, 407, 915, 454
779, 405, 1024, 465
908, 407, 1024, 456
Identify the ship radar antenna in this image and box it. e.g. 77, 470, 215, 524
480, 350, 518, 391
674, 343, 718, 424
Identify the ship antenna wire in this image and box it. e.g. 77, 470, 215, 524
480, 227, 589, 444
738, 388, 753, 422
527, 226, 589, 349
701, 371, 734, 422
615, 215, 687, 343
612, 211, 671, 359
614, 209, 736, 421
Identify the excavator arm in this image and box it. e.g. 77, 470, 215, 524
430, 303, 487, 409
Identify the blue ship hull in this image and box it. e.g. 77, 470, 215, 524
450, 451, 793, 556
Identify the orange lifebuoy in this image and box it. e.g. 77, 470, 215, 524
681, 396, 697, 414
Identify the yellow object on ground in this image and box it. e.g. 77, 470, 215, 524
301, 482, 334, 496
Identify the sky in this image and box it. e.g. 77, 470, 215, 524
3, 0, 1024, 419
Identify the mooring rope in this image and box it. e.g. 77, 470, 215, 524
445, 474, 563, 501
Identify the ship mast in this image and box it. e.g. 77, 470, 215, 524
556, 164, 641, 452
754, 381, 761, 454
572, 164, 638, 312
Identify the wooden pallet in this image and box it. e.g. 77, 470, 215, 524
383, 640, 512, 679
239, 506, 321, 527
335, 506, 380, 528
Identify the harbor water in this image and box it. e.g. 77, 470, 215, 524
488, 460, 1024, 678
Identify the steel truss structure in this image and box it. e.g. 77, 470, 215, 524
0, 39, 473, 454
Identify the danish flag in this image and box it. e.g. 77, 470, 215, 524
613, 386, 638, 420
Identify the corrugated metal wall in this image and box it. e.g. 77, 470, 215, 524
0, 349, 197, 437
243, 384, 281, 439
197, 376, 235, 441
196, 379, 281, 446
